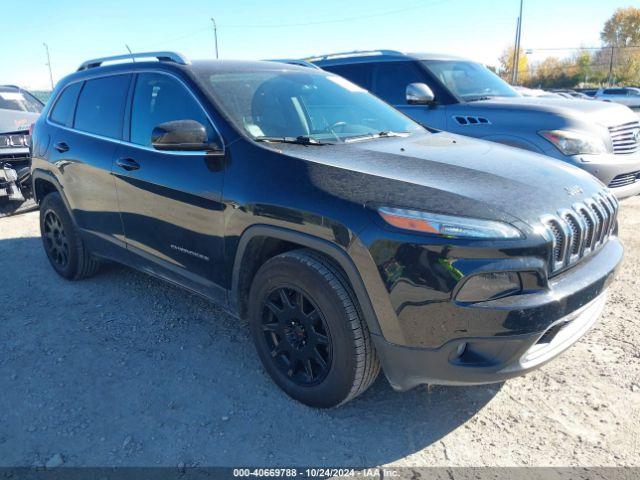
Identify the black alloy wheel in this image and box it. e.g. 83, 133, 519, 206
261, 286, 332, 386
43, 210, 70, 269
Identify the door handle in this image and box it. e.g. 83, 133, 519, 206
115, 157, 141, 171
54, 141, 69, 153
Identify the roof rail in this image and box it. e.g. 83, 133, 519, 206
306, 49, 405, 63
77, 51, 189, 71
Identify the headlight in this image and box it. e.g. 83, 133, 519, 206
378, 207, 523, 239
539, 130, 608, 155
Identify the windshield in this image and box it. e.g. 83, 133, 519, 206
198, 70, 423, 143
0, 88, 43, 113
422, 60, 519, 101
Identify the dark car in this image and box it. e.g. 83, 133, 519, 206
1, 85, 43, 216
31, 52, 622, 408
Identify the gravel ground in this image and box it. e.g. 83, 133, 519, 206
0, 198, 639, 469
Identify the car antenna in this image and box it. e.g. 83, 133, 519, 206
125, 44, 135, 63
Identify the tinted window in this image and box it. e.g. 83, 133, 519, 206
322, 63, 374, 91
74, 75, 131, 139
199, 70, 422, 142
603, 89, 625, 95
373, 61, 425, 105
130, 73, 215, 147
49, 82, 82, 126
0, 88, 43, 113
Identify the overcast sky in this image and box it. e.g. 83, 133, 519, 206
1, 0, 635, 90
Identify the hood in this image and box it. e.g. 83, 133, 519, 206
462, 96, 637, 128
0, 109, 40, 134
271, 132, 607, 230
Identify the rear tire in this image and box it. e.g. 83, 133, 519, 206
39, 192, 100, 280
248, 249, 379, 407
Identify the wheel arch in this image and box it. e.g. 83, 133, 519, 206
231, 224, 382, 336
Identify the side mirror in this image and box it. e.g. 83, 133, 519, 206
406, 83, 435, 105
151, 120, 223, 154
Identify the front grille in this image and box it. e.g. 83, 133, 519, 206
608, 170, 640, 188
608, 121, 640, 155
541, 190, 618, 274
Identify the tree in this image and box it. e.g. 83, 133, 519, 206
601, 7, 640, 85
601, 7, 640, 47
498, 46, 529, 84
526, 57, 579, 89
572, 50, 593, 85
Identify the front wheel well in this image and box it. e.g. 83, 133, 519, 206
33, 177, 59, 204
235, 236, 351, 320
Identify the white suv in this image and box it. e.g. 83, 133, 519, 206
595, 87, 640, 109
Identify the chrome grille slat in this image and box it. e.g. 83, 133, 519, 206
541, 190, 617, 275
608, 121, 640, 155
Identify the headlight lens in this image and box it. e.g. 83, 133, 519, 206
378, 207, 523, 239
539, 130, 608, 155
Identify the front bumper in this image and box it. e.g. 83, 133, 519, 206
375, 293, 606, 390
372, 237, 622, 391
568, 152, 640, 199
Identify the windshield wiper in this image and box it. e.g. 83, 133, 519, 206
343, 131, 410, 143
255, 135, 329, 146
466, 95, 496, 102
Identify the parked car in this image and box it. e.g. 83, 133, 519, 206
575, 88, 598, 98
513, 86, 563, 98
308, 50, 640, 199
594, 87, 640, 109
32, 52, 622, 407
551, 89, 592, 100
0, 85, 43, 216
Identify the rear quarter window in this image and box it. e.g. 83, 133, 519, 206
49, 82, 83, 126
74, 74, 131, 139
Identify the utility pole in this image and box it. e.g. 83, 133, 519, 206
211, 18, 219, 59
43, 43, 54, 91
607, 46, 615, 87
511, 0, 524, 85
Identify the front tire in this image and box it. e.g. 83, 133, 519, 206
248, 250, 379, 407
39, 192, 100, 280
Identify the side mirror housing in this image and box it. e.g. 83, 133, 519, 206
151, 120, 223, 154
406, 83, 435, 105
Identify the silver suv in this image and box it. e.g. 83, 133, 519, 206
594, 87, 640, 110
310, 51, 640, 199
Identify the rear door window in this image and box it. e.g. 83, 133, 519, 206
372, 61, 425, 105
321, 63, 374, 91
603, 89, 626, 95
49, 82, 82, 126
74, 74, 131, 139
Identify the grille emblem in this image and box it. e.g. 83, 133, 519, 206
634, 129, 640, 143
564, 185, 583, 196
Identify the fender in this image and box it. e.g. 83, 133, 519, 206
480, 134, 545, 154
30, 169, 77, 225
230, 224, 382, 336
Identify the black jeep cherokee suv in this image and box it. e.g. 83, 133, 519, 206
31, 52, 622, 408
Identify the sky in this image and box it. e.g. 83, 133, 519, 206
1, 0, 637, 90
